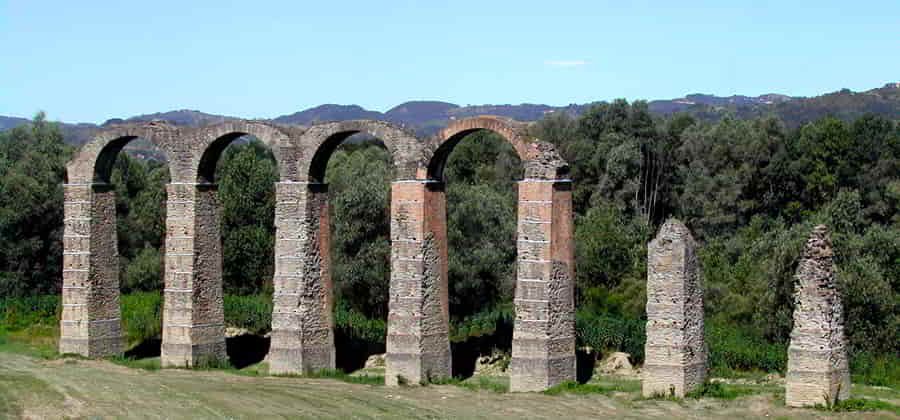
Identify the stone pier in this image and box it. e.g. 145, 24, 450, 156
509, 179, 576, 392
161, 183, 226, 367
385, 180, 452, 386
59, 183, 124, 357
643, 219, 706, 398
268, 182, 336, 374
785, 225, 850, 407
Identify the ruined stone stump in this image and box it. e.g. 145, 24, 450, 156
509, 180, 576, 392
161, 183, 226, 367
642, 219, 706, 398
386, 180, 451, 386
268, 182, 336, 374
786, 225, 850, 407
59, 183, 124, 357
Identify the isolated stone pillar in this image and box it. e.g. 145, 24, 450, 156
161, 183, 226, 367
59, 183, 124, 357
786, 225, 850, 407
386, 180, 451, 386
509, 179, 576, 392
643, 219, 707, 398
268, 182, 336, 374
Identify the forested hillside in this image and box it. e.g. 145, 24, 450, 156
1, 105, 897, 385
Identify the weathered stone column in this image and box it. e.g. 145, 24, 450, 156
161, 183, 226, 367
59, 183, 124, 357
509, 179, 576, 392
643, 219, 707, 397
786, 225, 850, 407
268, 182, 336, 374
386, 180, 451, 386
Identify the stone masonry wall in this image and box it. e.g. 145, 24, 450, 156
161, 183, 226, 367
785, 225, 850, 407
59, 183, 124, 357
509, 180, 576, 392
386, 180, 452, 385
268, 182, 336, 374
643, 219, 707, 398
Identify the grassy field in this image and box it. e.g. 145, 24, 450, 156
1, 332, 898, 419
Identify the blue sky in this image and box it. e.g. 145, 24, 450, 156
1, 0, 897, 123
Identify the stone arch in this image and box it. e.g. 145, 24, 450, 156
297, 120, 424, 182
182, 120, 296, 184
268, 119, 422, 375
159, 120, 300, 367
66, 121, 178, 184
60, 122, 177, 358
387, 115, 575, 391
424, 115, 569, 181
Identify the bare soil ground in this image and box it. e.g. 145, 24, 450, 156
1, 351, 898, 419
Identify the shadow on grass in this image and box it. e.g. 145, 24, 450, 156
335, 329, 384, 373
124, 338, 161, 359
226, 334, 270, 369
576, 349, 597, 384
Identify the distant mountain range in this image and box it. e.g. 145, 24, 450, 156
2, 83, 898, 146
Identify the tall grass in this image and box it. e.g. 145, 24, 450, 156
706, 321, 787, 375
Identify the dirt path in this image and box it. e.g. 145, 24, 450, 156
0, 352, 895, 419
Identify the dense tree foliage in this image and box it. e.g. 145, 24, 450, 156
1, 107, 897, 362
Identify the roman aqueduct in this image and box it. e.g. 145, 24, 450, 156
60, 115, 849, 405
60, 116, 574, 392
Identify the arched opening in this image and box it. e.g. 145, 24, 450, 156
431, 129, 522, 382
322, 132, 393, 373
392, 117, 575, 392
186, 132, 279, 369
60, 132, 171, 359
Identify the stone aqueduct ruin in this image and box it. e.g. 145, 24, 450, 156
60, 115, 849, 404
61, 116, 574, 392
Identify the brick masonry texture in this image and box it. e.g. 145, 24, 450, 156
643, 219, 707, 398
785, 225, 850, 407
62, 116, 573, 391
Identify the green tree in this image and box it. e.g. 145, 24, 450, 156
0, 113, 71, 296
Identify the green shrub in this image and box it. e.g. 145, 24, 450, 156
575, 310, 645, 363
850, 352, 900, 388
449, 304, 513, 343
0, 295, 59, 331
334, 303, 386, 343
224, 294, 272, 334
707, 321, 786, 375
121, 292, 161, 345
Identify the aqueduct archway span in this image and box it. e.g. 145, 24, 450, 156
267, 119, 423, 374
386, 116, 576, 391
60, 122, 178, 357
160, 121, 296, 367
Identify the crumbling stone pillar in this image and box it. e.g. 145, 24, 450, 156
59, 183, 124, 357
268, 182, 336, 374
161, 183, 226, 367
643, 219, 707, 398
786, 225, 850, 407
509, 180, 576, 392
386, 180, 451, 386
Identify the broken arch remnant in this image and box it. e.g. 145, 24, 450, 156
60, 116, 576, 391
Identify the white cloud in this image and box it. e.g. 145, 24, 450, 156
544, 60, 587, 68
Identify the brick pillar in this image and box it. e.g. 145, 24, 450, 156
786, 225, 850, 407
268, 182, 335, 374
643, 219, 707, 398
161, 183, 226, 367
59, 183, 124, 357
386, 180, 451, 386
510, 179, 576, 392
